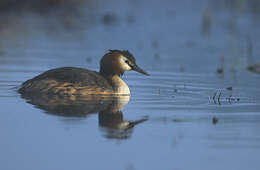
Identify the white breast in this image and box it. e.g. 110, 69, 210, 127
117, 80, 130, 95
111, 75, 130, 95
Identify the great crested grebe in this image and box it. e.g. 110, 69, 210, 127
18, 50, 149, 96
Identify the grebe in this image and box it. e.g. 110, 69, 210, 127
18, 50, 149, 96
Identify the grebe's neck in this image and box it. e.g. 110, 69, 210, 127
106, 74, 130, 95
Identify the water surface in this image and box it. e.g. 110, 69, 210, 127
1, 0, 260, 170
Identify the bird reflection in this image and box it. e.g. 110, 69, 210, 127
99, 110, 148, 139
20, 93, 147, 139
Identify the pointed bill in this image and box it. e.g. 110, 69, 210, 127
132, 65, 150, 76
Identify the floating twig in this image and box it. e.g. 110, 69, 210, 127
217, 91, 222, 105
212, 92, 217, 104
212, 116, 218, 125
212, 90, 240, 105
226, 86, 232, 91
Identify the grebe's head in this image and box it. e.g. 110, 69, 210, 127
100, 50, 150, 77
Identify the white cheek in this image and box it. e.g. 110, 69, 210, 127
119, 57, 132, 71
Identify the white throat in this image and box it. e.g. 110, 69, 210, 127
111, 75, 130, 95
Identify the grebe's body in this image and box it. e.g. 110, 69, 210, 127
18, 50, 149, 96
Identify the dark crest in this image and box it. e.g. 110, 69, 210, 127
100, 50, 137, 77
109, 50, 136, 63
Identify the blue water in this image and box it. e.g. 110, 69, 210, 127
1, 0, 260, 170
